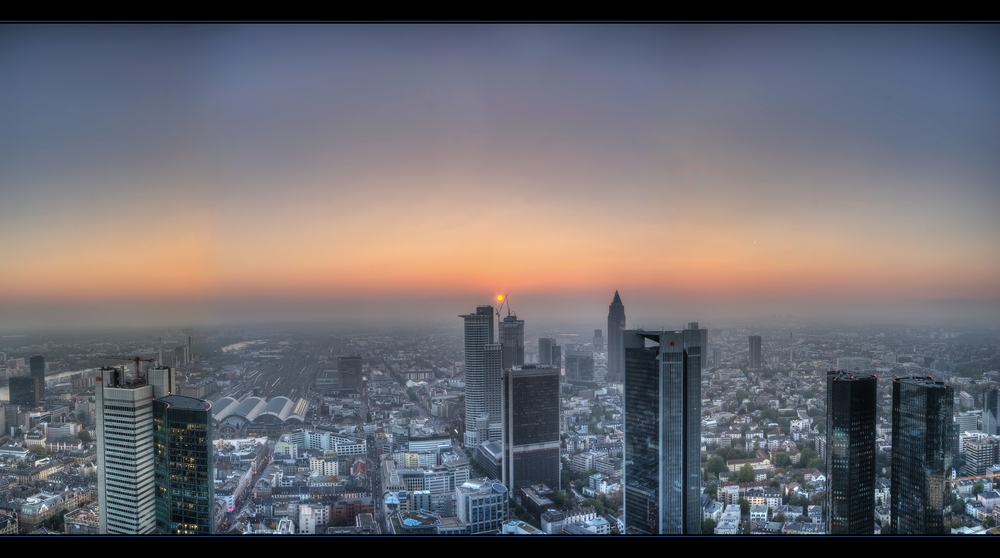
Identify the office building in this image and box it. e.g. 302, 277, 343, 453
565, 351, 595, 384
593, 330, 603, 352
607, 291, 626, 382
461, 306, 499, 447
9, 377, 40, 407
29, 356, 45, 399
825, 371, 876, 535
502, 365, 561, 494
154, 394, 214, 534
891, 376, 953, 534
963, 437, 998, 476
749, 335, 762, 370
499, 314, 525, 369
623, 327, 701, 534
538, 337, 554, 366
985, 388, 999, 436
96, 366, 156, 534
338, 356, 363, 391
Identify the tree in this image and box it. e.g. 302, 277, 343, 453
973, 481, 985, 498
775, 452, 792, 469
30, 445, 46, 457
738, 464, 756, 483
702, 518, 716, 534
952, 496, 966, 515
78, 430, 92, 443
739, 497, 750, 516
706, 456, 728, 477
704, 483, 718, 499
984, 515, 996, 528
582, 498, 605, 515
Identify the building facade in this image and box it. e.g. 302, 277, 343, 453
749, 336, 762, 370
502, 365, 561, 494
499, 314, 525, 370
825, 371, 876, 535
9, 376, 40, 407
96, 366, 156, 534
607, 292, 626, 382
337, 356, 363, 391
984, 388, 998, 436
154, 394, 214, 534
623, 327, 701, 534
461, 306, 497, 447
891, 376, 953, 534
29, 356, 45, 399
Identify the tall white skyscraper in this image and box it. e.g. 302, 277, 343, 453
96, 366, 156, 534
461, 306, 496, 447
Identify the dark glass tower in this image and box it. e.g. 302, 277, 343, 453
9, 376, 40, 407
607, 291, 626, 383
153, 395, 214, 534
623, 327, 701, 534
337, 355, 363, 391
502, 365, 561, 494
748, 336, 762, 370
825, 371, 876, 535
499, 314, 525, 369
891, 376, 953, 534
984, 388, 999, 436
29, 355, 45, 399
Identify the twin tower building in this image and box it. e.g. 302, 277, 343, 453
462, 292, 706, 534
96, 364, 214, 534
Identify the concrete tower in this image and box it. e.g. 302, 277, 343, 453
461, 305, 495, 447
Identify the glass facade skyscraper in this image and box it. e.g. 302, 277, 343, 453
825, 371, 876, 535
461, 305, 497, 447
623, 327, 701, 534
154, 395, 214, 534
29, 355, 45, 399
748, 335, 762, 370
891, 376, 953, 534
502, 365, 560, 494
499, 314, 524, 370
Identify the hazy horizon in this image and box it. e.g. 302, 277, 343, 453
3, 24, 998, 331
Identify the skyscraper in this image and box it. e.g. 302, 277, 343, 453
623, 327, 701, 534
593, 329, 603, 352
338, 355, 363, 391
502, 365, 561, 495
29, 355, 45, 399
9, 376, 40, 407
538, 337, 554, 365
984, 388, 999, 436
891, 376, 953, 535
825, 371, 876, 535
461, 305, 496, 447
607, 291, 626, 382
748, 335, 762, 370
154, 395, 214, 534
96, 366, 156, 534
499, 314, 525, 370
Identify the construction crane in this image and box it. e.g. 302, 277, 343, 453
99, 355, 155, 380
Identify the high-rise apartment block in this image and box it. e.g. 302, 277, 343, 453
499, 314, 525, 369
825, 371, 876, 535
29, 355, 45, 399
607, 292, 626, 382
502, 365, 561, 495
749, 335, 762, 370
461, 306, 500, 447
891, 376, 953, 534
623, 327, 701, 534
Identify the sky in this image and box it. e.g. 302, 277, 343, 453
1, 24, 998, 330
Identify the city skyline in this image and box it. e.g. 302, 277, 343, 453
2, 24, 998, 331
